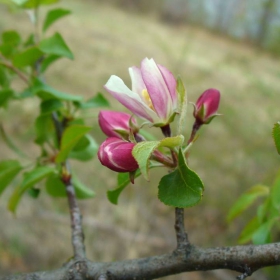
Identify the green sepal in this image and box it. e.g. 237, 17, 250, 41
176, 76, 187, 135
158, 148, 204, 208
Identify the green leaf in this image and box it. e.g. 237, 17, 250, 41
238, 217, 259, 244
40, 54, 60, 72
8, 166, 55, 213
39, 32, 73, 59
55, 125, 92, 163
271, 173, 280, 209
27, 187, 40, 198
13, 47, 43, 67
23, 34, 35, 47
2, 30, 21, 47
0, 124, 28, 158
72, 175, 95, 199
272, 122, 280, 154
227, 185, 269, 222
0, 66, 10, 88
107, 170, 141, 205
75, 93, 110, 109
252, 218, 278, 245
40, 99, 63, 115
0, 89, 13, 107
0, 160, 22, 195
34, 114, 53, 144
69, 134, 98, 161
158, 148, 204, 208
45, 173, 66, 197
0, 66, 9, 87
132, 135, 184, 180
43, 8, 71, 32
21, 0, 58, 8
0, 30, 21, 58
33, 78, 82, 101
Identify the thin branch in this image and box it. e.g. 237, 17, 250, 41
2, 243, 280, 280
51, 112, 86, 260
64, 174, 86, 260
174, 207, 190, 251
0, 61, 29, 85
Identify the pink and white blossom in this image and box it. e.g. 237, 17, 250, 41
98, 137, 138, 173
104, 58, 177, 126
193, 88, 220, 124
98, 110, 137, 139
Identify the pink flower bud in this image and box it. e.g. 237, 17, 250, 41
194, 88, 220, 124
98, 137, 138, 172
98, 110, 138, 139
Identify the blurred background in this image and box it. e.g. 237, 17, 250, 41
0, 0, 280, 279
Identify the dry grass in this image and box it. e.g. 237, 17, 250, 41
0, 1, 280, 279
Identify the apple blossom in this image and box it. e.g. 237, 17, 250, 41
98, 110, 138, 139
98, 137, 138, 173
193, 88, 220, 124
104, 58, 177, 127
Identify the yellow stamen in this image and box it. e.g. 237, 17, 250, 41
142, 89, 155, 111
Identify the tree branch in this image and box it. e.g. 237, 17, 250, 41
174, 207, 190, 251
2, 243, 280, 280
64, 175, 86, 259
52, 112, 86, 260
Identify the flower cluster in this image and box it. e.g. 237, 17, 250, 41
98, 58, 220, 175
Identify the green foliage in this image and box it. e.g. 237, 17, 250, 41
132, 135, 184, 180
46, 173, 95, 199
272, 122, 280, 155
13, 47, 43, 67
0, 0, 111, 211
229, 172, 280, 244
158, 148, 204, 208
55, 125, 92, 163
0, 125, 27, 157
39, 32, 73, 59
229, 123, 280, 245
69, 134, 98, 161
8, 166, 56, 213
74, 93, 110, 109
33, 78, 82, 101
227, 185, 269, 222
43, 8, 71, 32
107, 170, 141, 205
0, 160, 22, 195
